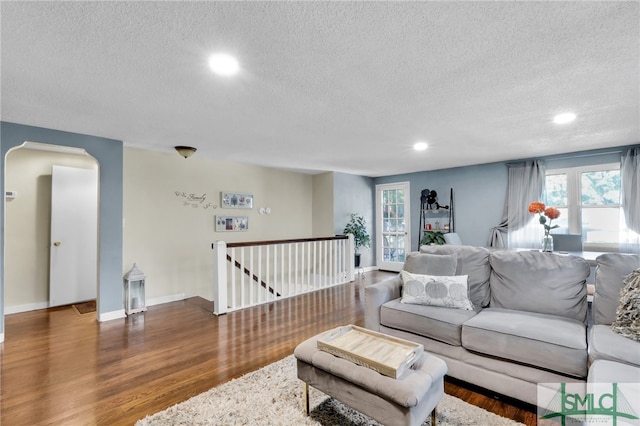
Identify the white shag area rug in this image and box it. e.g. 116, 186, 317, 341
137, 355, 524, 425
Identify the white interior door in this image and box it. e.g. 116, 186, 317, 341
376, 182, 410, 271
50, 165, 98, 307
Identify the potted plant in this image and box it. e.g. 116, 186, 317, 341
343, 213, 371, 267
421, 230, 446, 246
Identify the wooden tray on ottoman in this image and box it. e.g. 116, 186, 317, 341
317, 325, 424, 379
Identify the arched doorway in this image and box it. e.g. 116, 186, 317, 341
4, 142, 99, 318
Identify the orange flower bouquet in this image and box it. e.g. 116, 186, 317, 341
528, 202, 561, 237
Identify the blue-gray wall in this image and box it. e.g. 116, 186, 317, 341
375, 162, 507, 250
374, 145, 638, 252
1, 122, 123, 335
333, 172, 375, 267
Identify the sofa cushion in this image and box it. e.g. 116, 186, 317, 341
593, 253, 640, 325
380, 298, 478, 346
489, 250, 589, 322
588, 360, 640, 385
589, 324, 640, 367
403, 252, 457, 276
462, 308, 588, 378
419, 245, 491, 308
400, 271, 474, 310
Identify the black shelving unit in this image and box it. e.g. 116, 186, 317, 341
419, 188, 454, 247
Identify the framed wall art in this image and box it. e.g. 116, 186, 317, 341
215, 215, 249, 232
221, 192, 253, 209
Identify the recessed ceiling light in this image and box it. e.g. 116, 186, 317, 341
553, 112, 577, 124
208, 53, 239, 76
413, 142, 428, 151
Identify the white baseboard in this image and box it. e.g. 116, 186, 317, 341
99, 309, 126, 322
4, 302, 49, 315
4, 293, 186, 320
147, 293, 186, 307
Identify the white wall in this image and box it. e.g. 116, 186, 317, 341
4, 147, 97, 311
312, 172, 334, 237
123, 147, 314, 302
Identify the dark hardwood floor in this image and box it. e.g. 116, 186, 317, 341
1, 271, 537, 425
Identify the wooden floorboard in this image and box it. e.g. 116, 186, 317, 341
0, 271, 537, 425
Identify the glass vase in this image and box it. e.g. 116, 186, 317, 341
541, 235, 554, 252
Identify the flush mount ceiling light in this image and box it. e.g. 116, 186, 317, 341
413, 141, 429, 151
208, 53, 239, 76
175, 146, 197, 159
553, 112, 577, 124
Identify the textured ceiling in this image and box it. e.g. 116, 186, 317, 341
1, 1, 638, 177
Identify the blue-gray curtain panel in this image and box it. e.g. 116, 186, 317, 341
621, 147, 640, 234
488, 160, 546, 248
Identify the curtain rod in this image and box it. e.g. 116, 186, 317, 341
507, 147, 632, 166
545, 149, 624, 162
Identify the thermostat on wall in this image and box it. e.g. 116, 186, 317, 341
5, 191, 17, 200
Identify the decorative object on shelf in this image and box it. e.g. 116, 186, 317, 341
528, 201, 561, 252
221, 192, 253, 209
421, 189, 438, 209
174, 146, 197, 159
343, 213, 371, 267
124, 263, 146, 315
421, 230, 446, 246
215, 215, 248, 232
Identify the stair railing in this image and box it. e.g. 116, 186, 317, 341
212, 235, 354, 315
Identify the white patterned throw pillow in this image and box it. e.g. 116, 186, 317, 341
400, 271, 474, 310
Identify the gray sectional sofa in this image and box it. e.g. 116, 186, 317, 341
588, 253, 640, 392
365, 246, 640, 407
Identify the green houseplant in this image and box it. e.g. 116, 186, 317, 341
343, 213, 371, 267
421, 230, 446, 246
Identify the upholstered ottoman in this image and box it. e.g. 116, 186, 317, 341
294, 330, 447, 426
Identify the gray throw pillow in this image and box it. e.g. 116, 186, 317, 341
611, 268, 640, 342
400, 271, 473, 310
594, 253, 640, 325
403, 253, 457, 276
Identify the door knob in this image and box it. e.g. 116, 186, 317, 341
53, 241, 61, 247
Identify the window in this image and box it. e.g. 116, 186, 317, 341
545, 163, 635, 251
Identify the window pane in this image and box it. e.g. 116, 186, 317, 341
389, 190, 397, 204
582, 207, 623, 243
581, 170, 620, 206
546, 174, 567, 206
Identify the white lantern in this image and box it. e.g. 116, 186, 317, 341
124, 263, 146, 315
